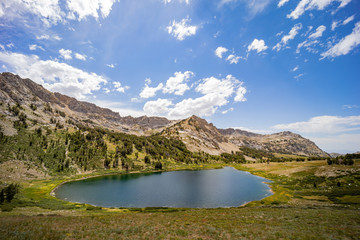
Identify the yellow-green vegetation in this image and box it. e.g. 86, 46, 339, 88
1, 206, 359, 239
0, 160, 359, 239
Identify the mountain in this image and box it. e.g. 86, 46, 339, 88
161, 115, 239, 155
0, 72, 328, 157
219, 128, 329, 157
0, 72, 172, 132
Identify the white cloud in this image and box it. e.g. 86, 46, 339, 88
36, 34, 62, 41
222, 107, 234, 114
321, 22, 360, 59
106, 64, 115, 68
59, 48, 72, 60
296, 39, 319, 53
113, 81, 129, 93
343, 15, 355, 25
273, 23, 302, 51
247, 38, 268, 53
66, 0, 119, 21
143, 75, 246, 119
272, 115, 360, 134
167, 17, 197, 41
0, 0, 64, 26
226, 54, 240, 64
145, 78, 152, 85
143, 98, 173, 116
0, 51, 107, 99
215, 46, 228, 58
0, 0, 119, 27
29, 44, 44, 51
234, 84, 247, 102
287, 0, 352, 20
291, 65, 299, 72
140, 83, 164, 99
272, 115, 360, 153
309, 25, 326, 39
278, 0, 290, 7
163, 71, 194, 95
331, 15, 355, 31
331, 21, 340, 31
74, 53, 86, 61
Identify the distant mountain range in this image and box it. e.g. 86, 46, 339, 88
0, 72, 328, 157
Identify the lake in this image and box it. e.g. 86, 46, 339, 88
55, 167, 272, 208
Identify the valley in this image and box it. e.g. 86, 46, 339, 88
0, 73, 359, 239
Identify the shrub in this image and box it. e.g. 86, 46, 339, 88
154, 161, 162, 170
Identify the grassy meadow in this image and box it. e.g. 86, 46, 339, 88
1, 160, 360, 239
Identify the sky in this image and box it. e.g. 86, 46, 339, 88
0, 0, 359, 154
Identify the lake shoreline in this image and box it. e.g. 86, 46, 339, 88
52, 165, 274, 209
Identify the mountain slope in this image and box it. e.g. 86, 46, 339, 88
219, 128, 329, 157
0, 72, 328, 157
0, 72, 172, 132
161, 115, 239, 155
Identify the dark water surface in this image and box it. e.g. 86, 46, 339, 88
55, 167, 272, 208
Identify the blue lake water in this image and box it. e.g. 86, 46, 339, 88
55, 167, 272, 208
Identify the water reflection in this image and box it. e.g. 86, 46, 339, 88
56, 167, 272, 208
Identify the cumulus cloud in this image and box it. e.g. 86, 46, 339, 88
29, 44, 44, 51
321, 22, 360, 59
140, 83, 164, 99
226, 54, 240, 64
167, 17, 197, 41
59, 48, 72, 60
247, 39, 268, 53
273, 23, 302, 51
163, 71, 194, 95
287, 0, 352, 20
0, 0, 64, 26
0, 51, 107, 99
106, 64, 115, 68
234, 84, 247, 102
113, 81, 129, 93
143, 98, 173, 116
309, 25, 326, 39
143, 75, 247, 119
272, 115, 360, 134
215, 46, 228, 58
66, 0, 119, 21
0, 0, 119, 27
74, 53, 86, 61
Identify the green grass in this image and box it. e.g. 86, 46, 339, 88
1, 207, 359, 239
1, 161, 360, 239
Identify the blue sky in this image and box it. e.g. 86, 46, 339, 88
0, 0, 359, 153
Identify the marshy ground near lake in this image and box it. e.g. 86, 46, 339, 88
1, 160, 359, 239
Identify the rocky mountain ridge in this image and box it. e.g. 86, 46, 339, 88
0, 72, 172, 132
0, 72, 328, 157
